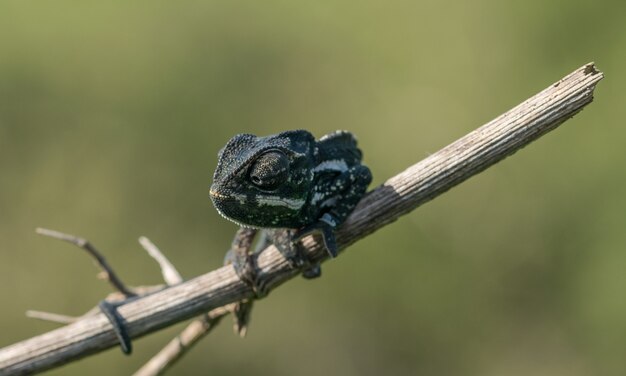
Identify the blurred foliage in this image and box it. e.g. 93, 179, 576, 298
1, 0, 625, 375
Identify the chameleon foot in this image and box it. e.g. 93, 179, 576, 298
224, 249, 266, 297
224, 249, 260, 336
267, 228, 323, 280
295, 213, 339, 258
98, 300, 132, 355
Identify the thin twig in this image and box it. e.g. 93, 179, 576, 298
24, 231, 199, 368
27, 231, 213, 375
135, 237, 219, 376
0, 63, 603, 376
133, 306, 233, 376
35, 228, 136, 297
25, 311, 79, 325
139, 237, 183, 285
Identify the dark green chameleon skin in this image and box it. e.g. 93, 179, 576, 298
210, 129, 371, 229
210, 130, 371, 336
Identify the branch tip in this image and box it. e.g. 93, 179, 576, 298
25, 310, 78, 325
139, 236, 183, 285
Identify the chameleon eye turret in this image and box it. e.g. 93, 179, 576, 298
248, 150, 289, 191
212, 130, 371, 336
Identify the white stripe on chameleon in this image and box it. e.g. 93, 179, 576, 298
256, 195, 306, 210
215, 191, 303, 210
312, 160, 348, 173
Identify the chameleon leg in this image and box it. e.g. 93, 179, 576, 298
224, 228, 258, 287
223, 227, 258, 337
296, 165, 372, 258
295, 213, 339, 257
277, 166, 372, 279
268, 229, 322, 280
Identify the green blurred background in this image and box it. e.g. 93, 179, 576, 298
1, 1, 624, 375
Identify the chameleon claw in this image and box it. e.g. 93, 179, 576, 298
302, 264, 322, 279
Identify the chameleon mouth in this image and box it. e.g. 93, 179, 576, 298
209, 191, 260, 229
209, 189, 229, 200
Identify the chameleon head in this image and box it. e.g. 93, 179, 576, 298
210, 130, 317, 228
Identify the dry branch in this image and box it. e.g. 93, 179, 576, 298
0, 63, 603, 375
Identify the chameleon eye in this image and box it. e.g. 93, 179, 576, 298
249, 151, 289, 190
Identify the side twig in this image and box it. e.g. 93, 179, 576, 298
35, 228, 136, 297
26, 232, 217, 375
138, 237, 183, 286
24, 311, 79, 325
132, 306, 232, 376
0, 63, 604, 375
134, 237, 227, 376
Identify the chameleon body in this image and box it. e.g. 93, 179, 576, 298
210, 130, 371, 335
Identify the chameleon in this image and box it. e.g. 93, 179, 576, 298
210, 129, 372, 335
